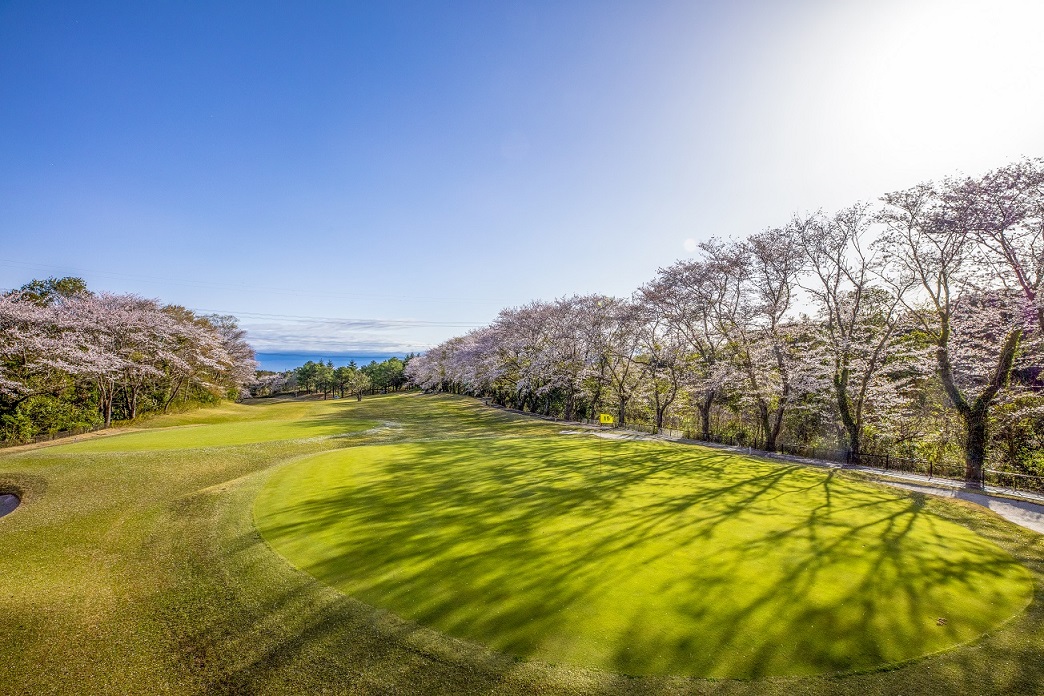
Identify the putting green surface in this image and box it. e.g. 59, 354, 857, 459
255, 435, 1033, 678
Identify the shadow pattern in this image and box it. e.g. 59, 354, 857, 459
256, 434, 1033, 679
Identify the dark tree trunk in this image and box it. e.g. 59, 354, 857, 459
936, 325, 1021, 487
768, 405, 785, 454
163, 376, 185, 413
963, 407, 988, 486
835, 369, 860, 460
757, 401, 774, 452
99, 381, 114, 428
697, 390, 713, 440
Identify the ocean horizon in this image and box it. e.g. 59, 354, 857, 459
255, 351, 414, 372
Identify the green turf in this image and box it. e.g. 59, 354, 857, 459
254, 437, 1033, 678
1, 392, 1043, 694
52, 401, 378, 452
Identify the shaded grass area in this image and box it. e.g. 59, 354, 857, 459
0, 392, 1041, 694
255, 438, 1032, 678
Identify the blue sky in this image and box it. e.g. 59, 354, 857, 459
3, 0, 1044, 355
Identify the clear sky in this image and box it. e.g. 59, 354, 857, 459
3, 0, 1043, 355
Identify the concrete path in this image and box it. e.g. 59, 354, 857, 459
885, 482, 1044, 535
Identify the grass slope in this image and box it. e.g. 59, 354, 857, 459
0, 393, 1041, 694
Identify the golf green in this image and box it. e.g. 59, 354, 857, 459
254, 435, 1034, 678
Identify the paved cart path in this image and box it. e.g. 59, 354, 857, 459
884, 482, 1044, 535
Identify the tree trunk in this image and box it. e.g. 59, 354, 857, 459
99, 380, 114, 428
757, 401, 774, 451
164, 377, 185, 413
768, 405, 785, 454
127, 384, 139, 420
963, 407, 988, 486
697, 390, 713, 440
835, 370, 860, 460
936, 326, 1021, 487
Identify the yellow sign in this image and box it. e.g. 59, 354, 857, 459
599, 413, 615, 425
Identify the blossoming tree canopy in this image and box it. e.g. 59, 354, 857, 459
0, 278, 256, 439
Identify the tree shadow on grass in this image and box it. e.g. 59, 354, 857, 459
254, 437, 1032, 680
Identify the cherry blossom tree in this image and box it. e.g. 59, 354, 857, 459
640, 259, 731, 439
950, 158, 1044, 331
702, 228, 807, 452
797, 205, 908, 458
59, 293, 176, 425
631, 296, 685, 432
597, 299, 644, 426
0, 292, 65, 405
880, 180, 1025, 485
205, 314, 258, 394
0, 282, 257, 436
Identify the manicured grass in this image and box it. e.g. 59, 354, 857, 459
55, 400, 378, 452
255, 437, 1032, 678
1, 392, 1043, 694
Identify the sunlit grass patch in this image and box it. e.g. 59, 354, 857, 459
49, 401, 378, 452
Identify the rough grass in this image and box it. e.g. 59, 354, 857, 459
0, 392, 1042, 694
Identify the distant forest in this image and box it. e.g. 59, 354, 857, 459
251, 355, 415, 400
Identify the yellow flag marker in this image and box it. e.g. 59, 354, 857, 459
599, 413, 615, 425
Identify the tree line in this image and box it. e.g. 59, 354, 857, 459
250, 355, 414, 400
0, 277, 257, 442
406, 159, 1044, 486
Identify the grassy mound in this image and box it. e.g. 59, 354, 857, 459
255, 436, 1033, 678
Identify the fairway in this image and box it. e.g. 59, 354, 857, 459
55, 403, 378, 452
2, 392, 1043, 695
255, 435, 1033, 678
